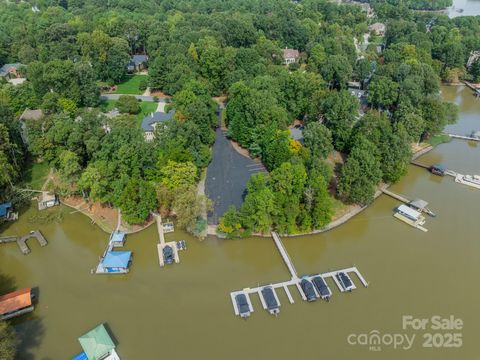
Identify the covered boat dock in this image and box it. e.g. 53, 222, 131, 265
96, 251, 132, 274
73, 323, 120, 360
0, 288, 34, 320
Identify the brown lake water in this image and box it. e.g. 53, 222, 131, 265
0, 86, 479, 360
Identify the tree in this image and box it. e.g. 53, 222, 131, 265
270, 162, 307, 234
172, 185, 211, 231
159, 160, 197, 191
338, 137, 382, 204
320, 90, 358, 152
117, 95, 140, 114
239, 173, 275, 234
306, 168, 333, 229
318, 55, 352, 90
218, 205, 245, 238
57, 150, 81, 182
469, 58, 480, 82
118, 178, 157, 224
302, 122, 333, 159
368, 75, 399, 109
0, 321, 17, 360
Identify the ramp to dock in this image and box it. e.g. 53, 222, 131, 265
271, 232, 298, 279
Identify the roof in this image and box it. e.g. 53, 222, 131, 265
0, 288, 32, 316
0, 63, 23, 77
283, 48, 299, 59
110, 232, 125, 244
72, 352, 88, 360
141, 110, 175, 132
78, 324, 115, 360
19, 109, 44, 121
409, 199, 428, 209
131, 55, 148, 66
396, 204, 421, 219
432, 164, 446, 171
289, 127, 303, 141
101, 251, 132, 268
0, 202, 12, 217
369, 22, 386, 31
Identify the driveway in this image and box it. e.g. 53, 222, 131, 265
100, 94, 167, 102
205, 111, 267, 225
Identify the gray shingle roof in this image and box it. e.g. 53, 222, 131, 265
141, 110, 175, 132
131, 55, 148, 66
0, 63, 23, 77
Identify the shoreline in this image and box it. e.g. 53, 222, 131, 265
212, 144, 434, 239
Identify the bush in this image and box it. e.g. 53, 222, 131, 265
117, 95, 141, 114
139, 78, 148, 91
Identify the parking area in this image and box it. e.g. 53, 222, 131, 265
205, 116, 266, 225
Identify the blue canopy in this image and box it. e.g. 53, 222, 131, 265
0, 202, 12, 217
110, 232, 125, 244
71, 352, 88, 360
101, 251, 132, 269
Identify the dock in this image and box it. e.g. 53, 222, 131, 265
410, 161, 457, 178
462, 80, 480, 96
153, 214, 182, 267
381, 188, 436, 217
447, 133, 480, 142
229, 232, 368, 317
230, 267, 368, 317
0, 230, 47, 254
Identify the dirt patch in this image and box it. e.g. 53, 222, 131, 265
149, 90, 171, 98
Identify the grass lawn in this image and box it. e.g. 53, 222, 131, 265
22, 161, 50, 190
98, 99, 158, 127
112, 75, 148, 95
428, 133, 452, 147
136, 101, 158, 124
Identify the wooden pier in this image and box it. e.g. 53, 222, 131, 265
0, 230, 47, 254
153, 214, 181, 267
447, 133, 480, 142
410, 161, 457, 178
271, 232, 298, 279
462, 80, 480, 96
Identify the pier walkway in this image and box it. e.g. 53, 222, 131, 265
153, 214, 180, 267
381, 189, 436, 217
447, 133, 480, 142
0, 230, 47, 254
229, 232, 369, 317
271, 232, 298, 279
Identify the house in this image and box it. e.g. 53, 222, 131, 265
289, 127, 304, 143
283, 48, 300, 65
127, 55, 148, 73
73, 323, 120, 360
0, 288, 35, 320
8, 78, 26, 86
467, 51, 480, 69
141, 109, 175, 141
0, 63, 24, 79
368, 23, 386, 36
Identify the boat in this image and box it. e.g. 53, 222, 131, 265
311, 276, 332, 300
336, 272, 354, 292
393, 204, 428, 232
163, 245, 174, 265
261, 286, 280, 315
235, 293, 251, 318
430, 164, 446, 176
455, 174, 480, 190
300, 278, 317, 302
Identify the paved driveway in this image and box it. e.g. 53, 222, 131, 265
205, 112, 267, 225
100, 94, 167, 102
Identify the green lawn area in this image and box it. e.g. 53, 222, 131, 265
112, 75, 148, 95
428, 133, 452, 147
22, 161, 50, 190
98, 99, 158, 127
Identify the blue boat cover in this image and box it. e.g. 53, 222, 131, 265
0, 202, 12, 217
71, 351, 88, 360
101, 251, 132, 268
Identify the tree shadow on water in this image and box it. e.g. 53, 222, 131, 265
0, 272, 17, 294
12, 314, 46, 360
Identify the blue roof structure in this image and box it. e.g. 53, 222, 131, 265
72, 352, 88, 360
101, 251, 132, 269
0, 203, 12, 217
110, 232, 125, 244
141, 110, 175, 132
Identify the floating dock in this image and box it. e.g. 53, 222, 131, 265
153, 214, 182, 267
455, 174, 480, 190
229, 232, 368, 317
381, 188, 436, 217
393, 205, 428, 232
447, 133, 480, 142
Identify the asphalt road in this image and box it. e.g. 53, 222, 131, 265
205, 112, 266, 225
100, 94, 166, 102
